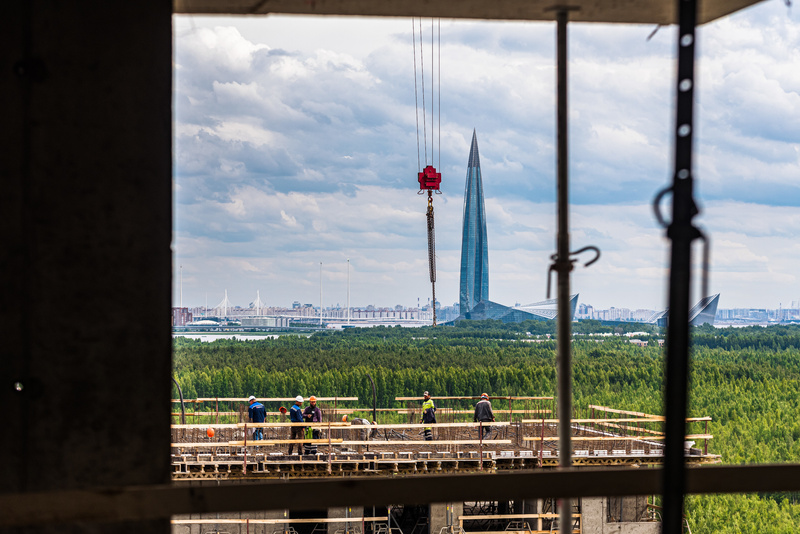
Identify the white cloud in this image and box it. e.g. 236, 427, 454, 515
173, 7, 800, 310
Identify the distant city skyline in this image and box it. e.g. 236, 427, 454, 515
173, 5, 800, 311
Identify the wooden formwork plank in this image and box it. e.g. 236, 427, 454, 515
521, 416, 710, 423
396, 396, 553, 401
588, 405, 660, 418
172, 517, 389, 524
523, 434, 712, 442
522, 417, 664, 423
171, 438, 343, 447
361, 422, 511, 429
339, 439, 513, 445
458, 514, 580, 520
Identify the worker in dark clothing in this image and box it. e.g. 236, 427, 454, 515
247, 395, 266, 440
303, 395, 322, 454
474, 393, 495, 438
420, 391, 436, 441
288, 395, 305, 455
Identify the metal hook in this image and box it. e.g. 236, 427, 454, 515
546, 263, 557, 300
546, 245, 602, 298
654, 186, 711, 300
653, 186, 672, 228
571, 245, 601, 267
654, 185, 700, 230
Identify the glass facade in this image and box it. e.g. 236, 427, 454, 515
459, 130, 489, 315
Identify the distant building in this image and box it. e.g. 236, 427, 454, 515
461, 295, 579, 323
451, 130, 577, 324
240, 317, 290, 328
172, 307, 192, 327
459, 129, 489, 315
650, 293, 720, 327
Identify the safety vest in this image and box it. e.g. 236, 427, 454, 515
422, 398, 436, 427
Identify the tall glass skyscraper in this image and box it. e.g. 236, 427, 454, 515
459, 130, 489, 315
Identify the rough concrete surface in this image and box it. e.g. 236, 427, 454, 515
2, 0, 172, 533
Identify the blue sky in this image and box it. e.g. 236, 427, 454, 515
173, 2, 800, 311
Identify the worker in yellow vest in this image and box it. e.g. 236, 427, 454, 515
420, 391, 436, 441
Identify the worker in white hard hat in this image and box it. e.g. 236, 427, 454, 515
288, 395, 305, 455
474, 393, 495, 439
247, 395, 266, 440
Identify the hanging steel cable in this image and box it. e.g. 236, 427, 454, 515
411, 20, 421, 171
418, 18, 428, 165
413, 17, 442, 326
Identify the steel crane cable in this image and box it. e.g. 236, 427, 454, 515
413, 18, 442, 326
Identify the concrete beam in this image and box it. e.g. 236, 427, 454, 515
173, 0, 765, 26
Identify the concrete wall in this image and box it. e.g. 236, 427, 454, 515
429, 502, 463, 534
1, 0, 172, 533
173, 480, 287, 534
581, 498, 660, 534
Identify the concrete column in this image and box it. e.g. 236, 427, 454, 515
521, 500, 540, 531
328, 506, 365, 534
2, 0, 172, 533
580, 497, 605, 534
428, 502, 463, 534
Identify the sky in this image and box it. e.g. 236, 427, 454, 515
172, 1, 800, 312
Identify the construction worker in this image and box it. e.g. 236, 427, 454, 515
303, 395, 322, 454
420, 391, 436, 441
247, 395, 266, 440
343, 414, 378, 441
474, 393, 495, 439
288, 395, 305, 455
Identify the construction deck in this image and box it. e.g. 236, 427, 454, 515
170, 400, 719, 480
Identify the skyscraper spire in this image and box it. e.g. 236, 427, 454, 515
459, 130, 489, 315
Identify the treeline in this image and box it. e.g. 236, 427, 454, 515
172, 323, 800, 532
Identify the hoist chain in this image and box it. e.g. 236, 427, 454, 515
426, 190, 437, 326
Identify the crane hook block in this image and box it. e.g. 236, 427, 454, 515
418, 165, 442, 191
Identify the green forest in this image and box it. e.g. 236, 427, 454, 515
173, 322, 800, 533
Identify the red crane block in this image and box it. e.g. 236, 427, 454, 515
418, 165, 441, 191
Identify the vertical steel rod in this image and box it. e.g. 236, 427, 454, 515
555, 10, 573, 534
663, 0, 699, 531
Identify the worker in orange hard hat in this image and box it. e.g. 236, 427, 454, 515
302, 395, 322, 454
474, 393, 495, 439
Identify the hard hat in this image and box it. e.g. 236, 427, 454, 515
248, 395, 256, 401
423, 391, 430, 397
481, 393, 489, 399
342, 415, 349, 422
296, 395, 304, 403
309, 395, 317, 402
